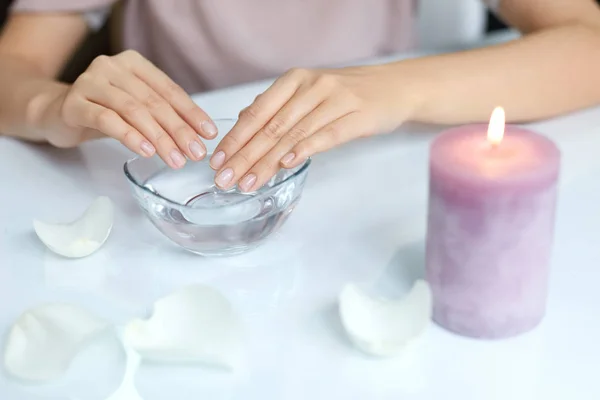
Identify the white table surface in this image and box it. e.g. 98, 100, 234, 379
2, 31, 600, 400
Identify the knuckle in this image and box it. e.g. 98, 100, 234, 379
95, 109, 116, 130
122, 100, 142, 118
239, 104, 260, 121
261, 117, 286, 140
293, 144, 309, 158
325, 124, 343, 143
260, 158, 279, 173
154, 128, 167, 140
121, 49, 141, 60
314, 74, 338, 90
287, 127, 310, 144
74, 72, 96, 87
122, 130, 138, 144
154, 129, 172, 144
173, 125, 194, 140
286, 67, 310, 81
164, 81, 184, 100
220, 134, 240, 149
115, 50, 141, 68
238, 106, 249, 117
90, 55, 114, 70
143, 94, 166, 110
235, 151, 252, 167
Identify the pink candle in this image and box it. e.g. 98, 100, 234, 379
425, 108, 561, 339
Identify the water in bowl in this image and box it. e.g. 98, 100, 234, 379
141, 162, 301, 256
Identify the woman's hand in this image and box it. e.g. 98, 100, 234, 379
38, 50, 217, 169
209, 65, 415, 192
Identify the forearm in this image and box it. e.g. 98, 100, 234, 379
0, 56, 69, 142
395, 23, 600, 124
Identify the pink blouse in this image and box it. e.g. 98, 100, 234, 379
11, 0, 418, 93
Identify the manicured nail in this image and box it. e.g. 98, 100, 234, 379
201, 121, 218, 138
170, 149, 186, 168
140, 141, 155, 156
239, 174, 257, 192
210, 151, 225, 169
215, 168, 234, 187
189, 140, 205, 159
281, 152, 296, 166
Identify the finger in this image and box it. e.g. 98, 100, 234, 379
70, 99, 155, 157
282, 113, 376, 169
83, 80, 186, 169
107, 67, 207, 161
237, 99, 350, 192
116, 50, 218, 139
215, 86, 328, 190
209, 69, 307, 170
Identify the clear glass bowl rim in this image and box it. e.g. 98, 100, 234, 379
123, 152, 311, 210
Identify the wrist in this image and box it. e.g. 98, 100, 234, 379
377, 61, 430, 126
25, 83, 69, 135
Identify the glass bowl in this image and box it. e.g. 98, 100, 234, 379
123, 119, 311, 256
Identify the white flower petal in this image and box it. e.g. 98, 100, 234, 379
33, 196, 114, 258
4, 303, 109, 382
124, 284, 243, 370
339, 279, 432, 357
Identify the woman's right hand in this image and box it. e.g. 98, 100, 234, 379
39, 50, 217, 169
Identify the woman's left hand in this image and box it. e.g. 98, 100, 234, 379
208, 65, 415, 192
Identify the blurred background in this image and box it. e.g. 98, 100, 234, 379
0, 0, 555, 86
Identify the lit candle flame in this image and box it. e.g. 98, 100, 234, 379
487, 106, 505, 146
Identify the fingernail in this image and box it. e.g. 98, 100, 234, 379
281, 152, 296, 166
170, 149, 186, 168
239, 174, 257, 192
210, 151, 225, 169
201, 121, 218, 138
140, 141, 155, 156
215, 168, 234, 187
189, 140, 205, 159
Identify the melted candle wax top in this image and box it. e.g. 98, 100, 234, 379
430, 125, 561, 190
